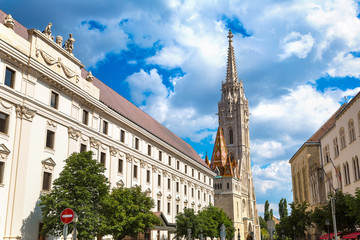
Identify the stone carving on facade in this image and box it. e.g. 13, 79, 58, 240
116, 179, 124, 187
198, 203, 201, 207
184, 199, 188, 204
15, 104, 36, 121
118, 151, 124, 157
4, 14, 15, 29
68, 127, 81, 141
140, 159, 146, 168
110, 146, 118, 157
163, 170, 168, 176
42, 23, 54, 39
0, 98, 13, 110
89, 137, 101, 149
145, 188, 151, 196
64, 34, 75, 54
126, 153, 134, 162
152, 165, 158, 172
86, 71, 94, 82
191, 201, 195, 206
0, 144, 10, 160
35, 48, 80, 82
47, 120, 57, 128
180, 177, 184, 184
41, 157, 56, 171
157, 191, 162, 197
167, 194, 172, 200
176, 196, 180, 202
56, 35, 63, 46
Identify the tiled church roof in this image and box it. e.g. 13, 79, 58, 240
1, 9, 208, 168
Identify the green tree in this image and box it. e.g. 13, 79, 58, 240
175, 205, 234, 240
288, 201, 312, 239
174, 208, 198, 239
270, 209, 274, 221
103, 186, 160, 240
346, 188, 360, 226
279, 198, 288, 220
40, 151, 110, 239
311, 191, 356, 233
264, 200, 270, 222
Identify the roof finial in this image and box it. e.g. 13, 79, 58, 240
227, 29, 233, 41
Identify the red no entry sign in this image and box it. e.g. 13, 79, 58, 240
60, 208, 74, 224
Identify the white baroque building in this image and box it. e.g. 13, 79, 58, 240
0, 10, 215, 240
321, 92, 360, 195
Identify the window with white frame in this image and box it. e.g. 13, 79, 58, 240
340, 127, 346, 149
45, 129, 55, 149
82, 109, 89, 125
4, 67, 15, 88
102, 120, 108, 135
41, 158, 56, 192
134, 137, 139, 150
348, 119, 356, 143
344, 162, 351, 185
0, 112, 9, 134
159, 150, 162, 161
147, 145, 152, 156
120, 130, 125, 143
50, 90, 59, 109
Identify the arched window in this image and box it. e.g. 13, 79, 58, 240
348, 119, 356, 143
353, 156, 360, 181
229, 128, 233, 144
340, 127, 346, 149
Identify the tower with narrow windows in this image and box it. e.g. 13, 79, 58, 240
209, 30, 260, 240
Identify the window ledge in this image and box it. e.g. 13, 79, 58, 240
0, 132, 10, 141
44, 148, 55, 154
0, 183, 4, 187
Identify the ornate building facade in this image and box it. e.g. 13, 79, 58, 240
209, 30, 260, 240
0, 10, 216, 240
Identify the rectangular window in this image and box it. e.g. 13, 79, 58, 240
50, 91, 59, 109
176, 182, 179, 192
80, 144, 87, 153
185, 165, 187, 174
209, 178, 211, 185
45, 130, 55, 149
209, 195, 211, 203
0, 112, 9, 134
146, 170, 150, 183
204, 175, 206, 183
102, 120, 108, 135
134, 165, 138, 179
167, 202, 171, 214
42, 172, 52, 191
176, 204, 179, 214
198, 190, 200, 199
158, 174, 161, 186
135, 138, 139, 150
148, 145, 152, 156
118, 159, 123, 173
4, 68, 15, 88
120, 130, 125, 143
157, 200, 161, 211
177, 161, 180, 170
184, 185, 187, 195
168, 178, 171, 190
168, 156, 171, 166
100, 152, 106, 166
82, 109, 89, 125
204, 192, 206, 201
0, 162, 4, 184
191, 188, 194, 197
198, 172, 200, 180
192, 169, 194, 177
159, 151, 162, 161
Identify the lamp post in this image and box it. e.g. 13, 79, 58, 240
73, 214, 78, 240
292, 226, 296, 240
238, 228, 241, 240
187, 228, 191, 240
325, 219, 330, 240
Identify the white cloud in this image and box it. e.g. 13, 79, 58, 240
146, 46, 187, 68
279, 32, 315, 60
251, 141, 284, 159
327, 52, 360, 78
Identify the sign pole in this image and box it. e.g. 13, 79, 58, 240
63, 223, 68, 239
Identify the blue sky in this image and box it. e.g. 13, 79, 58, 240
3, 0, 360, 217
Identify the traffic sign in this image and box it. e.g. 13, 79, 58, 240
60, 208, 74, 224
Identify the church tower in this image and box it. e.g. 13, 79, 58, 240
211, 30, 260, 240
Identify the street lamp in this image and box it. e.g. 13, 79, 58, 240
238, 228, 241, 240
325, 219, 330, 240
292, 226, 296, 240
73, 214, 78, 240
187, 228, 191, 240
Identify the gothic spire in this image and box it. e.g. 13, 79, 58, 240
225, 30, 239, 83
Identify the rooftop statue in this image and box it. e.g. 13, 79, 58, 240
42, 22, 54, 39
4, 14, 15, 29
64, 34, 75, 54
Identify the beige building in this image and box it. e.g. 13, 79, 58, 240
321, 92, 360, 195
209, 30, 260, 240
0, 10, 216, 240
